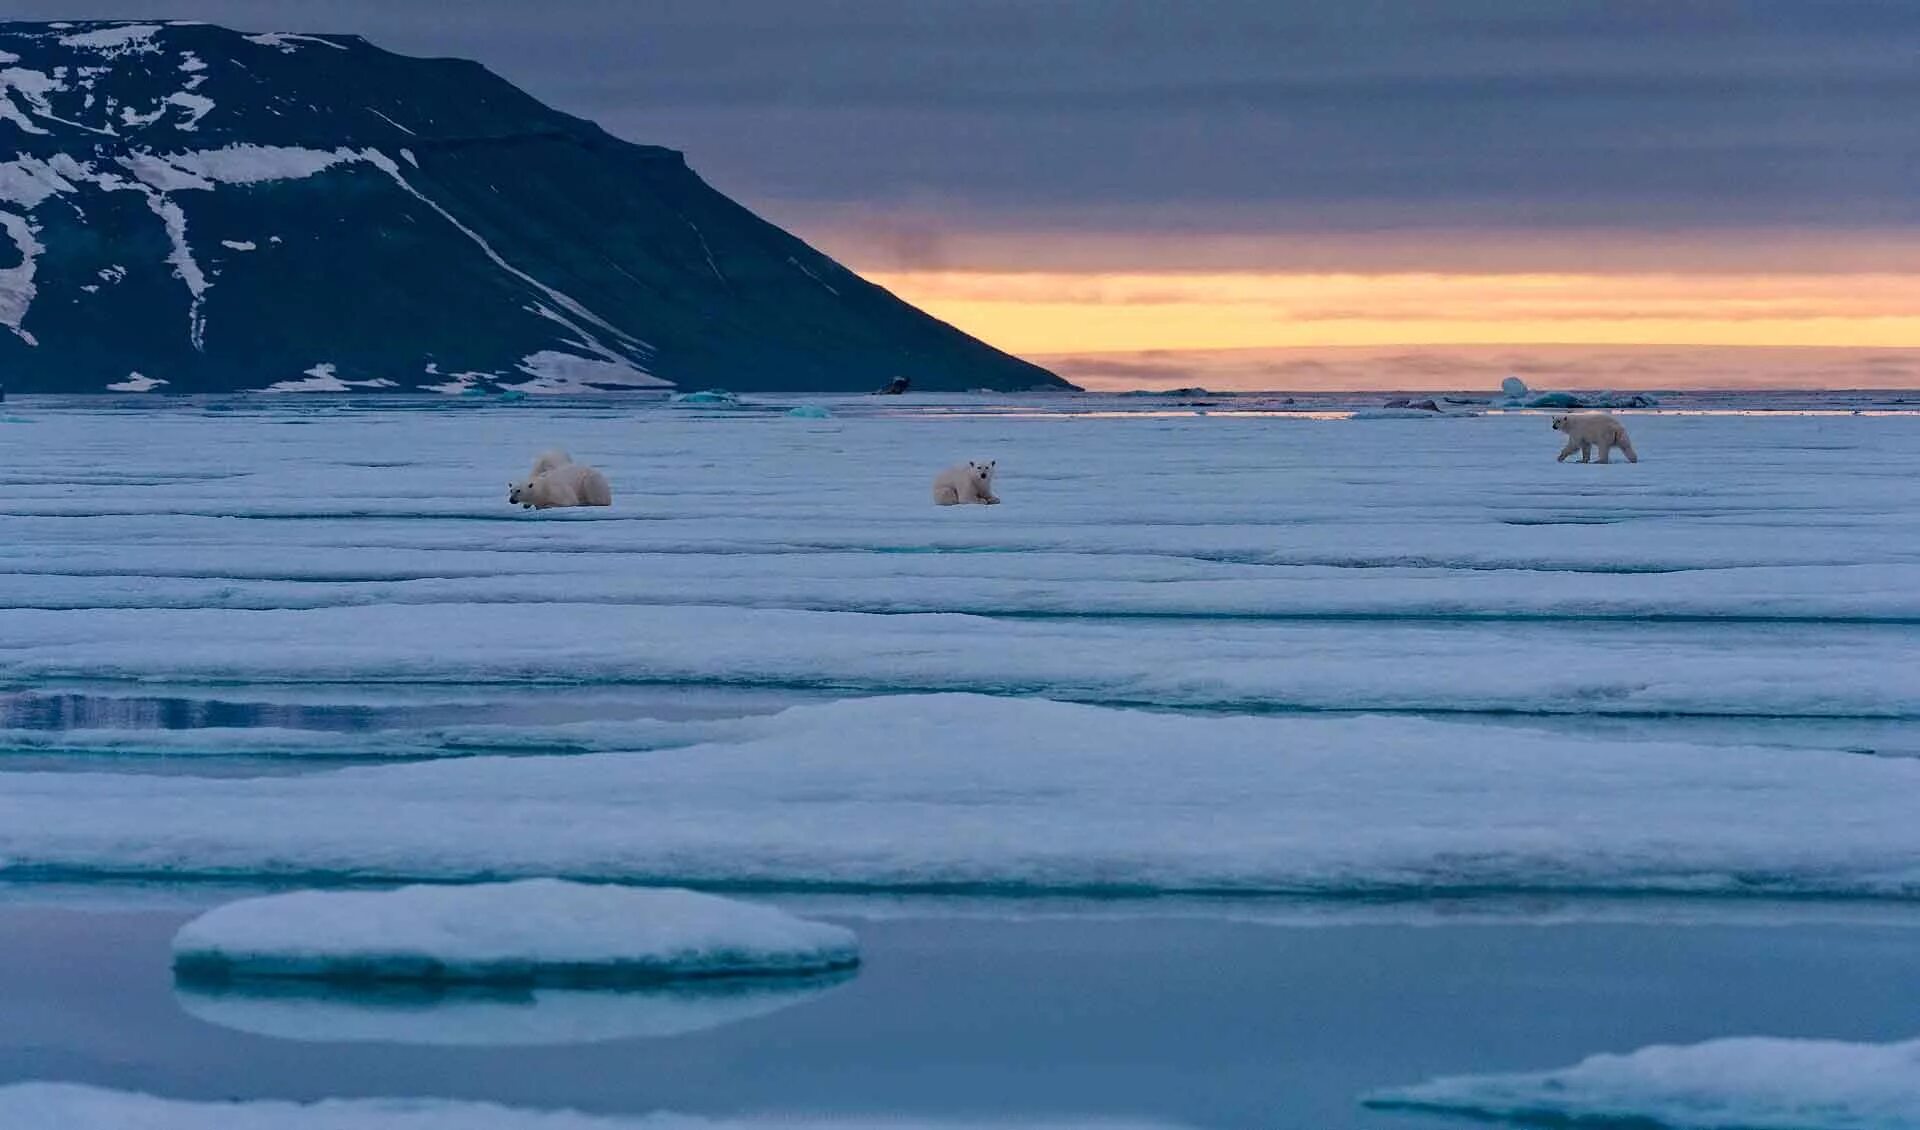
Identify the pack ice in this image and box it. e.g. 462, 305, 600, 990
11, 695, 1920, 897
172, 880, 859, 983
0, 1085, 1191, 1130
1367, 1035, 1920, 1129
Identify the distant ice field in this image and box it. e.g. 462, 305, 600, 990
1, 396, 1916, 897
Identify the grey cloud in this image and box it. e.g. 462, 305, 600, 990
10, 1, 1919, 235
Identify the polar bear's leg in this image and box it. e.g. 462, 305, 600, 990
933, 483, 959, 505
1617, 434, 1639, 463
1557, 438, 1579, 462
1596, 440, 1613, 464
1579, 440, 1594, 463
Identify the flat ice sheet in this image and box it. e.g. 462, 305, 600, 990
1367, 1035, 1920, 1129
0, 405, 1915, 719
3, 402, 1919, 902
171, 880, 859, 983
8, 695, 1920, 897
0, 1084, 1186, 1129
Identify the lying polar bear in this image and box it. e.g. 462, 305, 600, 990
932, 459, 999, 505
1552, 413, 1638, 464
509, 451, 612, 509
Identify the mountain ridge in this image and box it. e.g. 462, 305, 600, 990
0, 20, 1070, 393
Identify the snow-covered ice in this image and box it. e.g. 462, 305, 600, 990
0, 1085, 1186, 1130
11, 694, 1920, 896
1, 403, 1918, 903
171, 880, 859, 982
1366, 1035, 1920, 1129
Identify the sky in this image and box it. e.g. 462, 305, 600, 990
13, 1, 1920, 388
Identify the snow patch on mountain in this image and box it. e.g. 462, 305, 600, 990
243, 32, 348, 53
164, 144, 357, 184
0, 211, 43, 344
511, 350, 670, 392
262, 363, 398, 393
57, 24, 164, 57
0, 157, 74, 208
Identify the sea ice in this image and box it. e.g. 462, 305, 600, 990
1366, 1035, 1920, 1129
172, 880, 860, 983
10, 695, 1920, 897
0, 1085, 1186, 1130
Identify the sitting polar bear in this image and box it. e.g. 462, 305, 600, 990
932, 459, 999, 505
509, 459, 612, 509
1552, 413, 1639, 464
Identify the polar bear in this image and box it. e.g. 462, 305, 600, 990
1552, 413, 1638, 464
509, 462, 612, 509
932, 460, 999, 505
529, 449, 573, 478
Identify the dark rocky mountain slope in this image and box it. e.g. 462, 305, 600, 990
0, 20, 1068, 393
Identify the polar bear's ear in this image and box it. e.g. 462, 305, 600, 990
987, 460, 996, 468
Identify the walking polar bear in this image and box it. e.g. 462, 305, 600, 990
1552, 413, 1638, 464
932, 459, 999, 505
509, 449, 613, 509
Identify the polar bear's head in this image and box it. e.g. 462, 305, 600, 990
508, 477, 537, 508
1550, 414, 1569, 431
968, 459, 996, 486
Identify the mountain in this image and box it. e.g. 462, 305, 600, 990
0, 20, 1069, 394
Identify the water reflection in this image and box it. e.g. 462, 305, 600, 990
175, 970, 854, 1047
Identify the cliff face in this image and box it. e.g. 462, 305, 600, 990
0, 21, 1069, 393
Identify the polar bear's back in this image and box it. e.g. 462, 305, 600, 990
531, 449, 573, 478
1562, 412, 1630, 442
568, 464, 612, 506
525, 462, 612, 508
931, 462, 977, 505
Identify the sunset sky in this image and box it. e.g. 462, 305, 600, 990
27, 1, 1920, 388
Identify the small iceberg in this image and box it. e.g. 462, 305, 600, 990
672, 388, 742, 406
1365, 1035, 1920, 1130
176, 972, 851, 1046
172, 879, 860, 985
1497, 374, 1660, 410
786, 404, 833, 419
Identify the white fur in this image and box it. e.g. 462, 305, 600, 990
932, 459, 1000, 506
1552, 413, 1639, 464
529, 449, 573, 478
509, 462, 612, 509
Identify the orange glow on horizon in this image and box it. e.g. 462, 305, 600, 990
863, 269, 1920, 355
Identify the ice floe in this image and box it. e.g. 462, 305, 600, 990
10, 695, 1920, 897
105, 372, 166, 392
0, 1085, 1186, 1130
1366, 1035, 1920, 1129
172, 880, 860, 983
1, 604, 1910, 716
